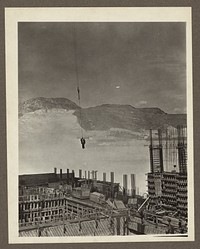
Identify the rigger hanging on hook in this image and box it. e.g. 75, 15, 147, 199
80, 137, 86, 149
77, 86, 86, 149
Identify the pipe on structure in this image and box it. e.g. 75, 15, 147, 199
67, 169, 69, 184
60, 169, 62, 179
91, 170, 94, 180
94, 171, 98, 180
54, 168, 57, 175
71, 170, 75, 187
103, 173, 106, 182
85, 171, 87, 179
123, 174, 128, 195
79, 169, 82, 179
130, 174, 136, 197
158, 129, 164, 173
88, 171, 90, 180
149, 129, 154, 173
111, 172, 114, 184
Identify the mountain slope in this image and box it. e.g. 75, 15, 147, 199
19, 97, 186, 132
74, 104, 186, 132
19, 97, 80, 117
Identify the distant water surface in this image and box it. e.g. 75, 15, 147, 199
19, 110, 150, 194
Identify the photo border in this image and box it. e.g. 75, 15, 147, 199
5, 7, 193, 244
1, 1, 199, 248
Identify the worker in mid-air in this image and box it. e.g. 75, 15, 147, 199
80, 137, 86, 149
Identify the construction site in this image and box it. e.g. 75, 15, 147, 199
18, 125, 188, 237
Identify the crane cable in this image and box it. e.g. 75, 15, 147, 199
73, 24, 86, 150
73, 23, 84, 139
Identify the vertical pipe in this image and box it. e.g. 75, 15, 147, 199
92, 170, 95, 180
54, 168, 57, 175
72, 170, 75, 187
91, 170, 94, 179
111, 172, 114, 184
149, 129, 154, 173
165, 128, 168, 172
158, 129, 164, 172
88, 171, 90, 179
94, 171, 98, 180
60, 169, 62, 179
79, 169, 82, 179
130, 174, 136, 197
177, 125, 182, 173
110, 172, 115, 199
93, 170, 95, 180
123, 174, 128, 195
103, 173, 106, 182
72, 170, 75, 178
85, 170, 87, 179
67, 169, 69, 184
150, 129, 153, 146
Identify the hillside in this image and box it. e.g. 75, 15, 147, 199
19, 97, 80, 117
74, 104, 186, 132
19, 97, 186, 132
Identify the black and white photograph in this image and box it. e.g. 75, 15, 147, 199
5, 7, 193, 243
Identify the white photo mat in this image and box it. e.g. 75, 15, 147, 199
5, 7, 194, 243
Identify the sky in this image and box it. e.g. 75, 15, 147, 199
18, 22, 186, 114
